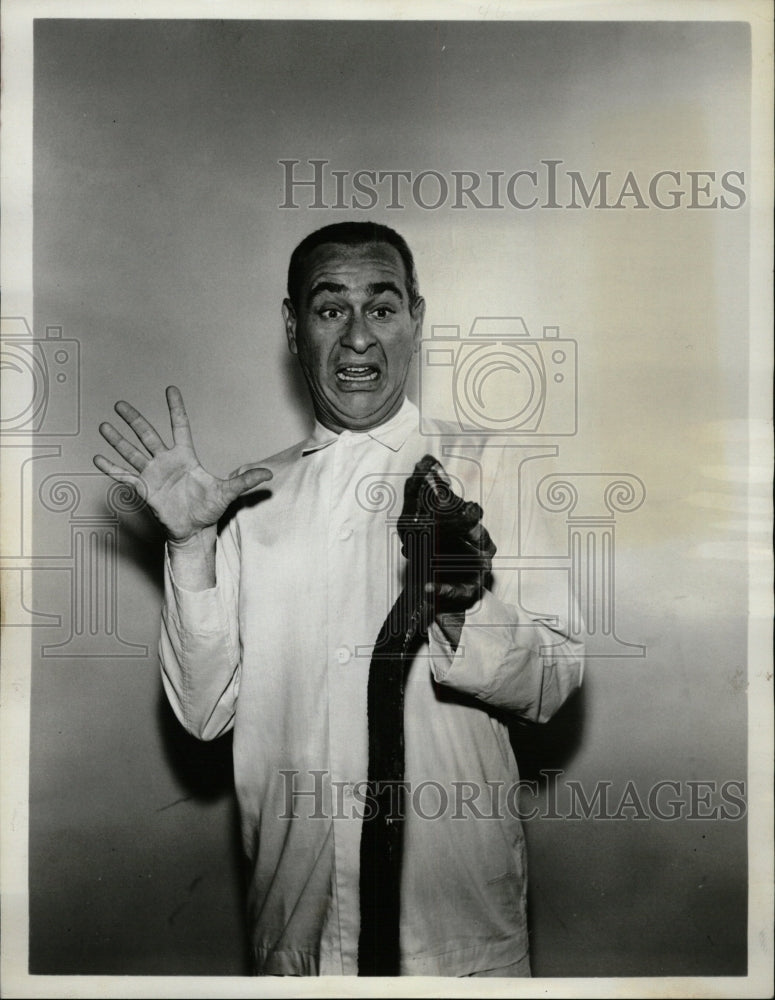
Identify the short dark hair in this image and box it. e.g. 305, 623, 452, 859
286, 221, 420, 311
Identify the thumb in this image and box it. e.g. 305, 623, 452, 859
223, 465, 273, 501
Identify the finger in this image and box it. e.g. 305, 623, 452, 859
166, 385, 194, 448
481, 526, 497, 559
457, 520, 497, 558
433, 499, 483, 538
222, 466, 273, 502
114, 400, 167, 456
427, 580, 482, 610
447, 497, 483, 527
438, 583, 482, 608
93, 454, 146, 498
98, 421, 149, 472
225, 464, 269, 480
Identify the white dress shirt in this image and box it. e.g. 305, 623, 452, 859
160, 398, 583, 976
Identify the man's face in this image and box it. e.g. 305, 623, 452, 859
283, 242, 425, 433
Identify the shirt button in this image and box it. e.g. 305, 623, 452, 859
336, 646, 351, 665
339, 526, 353, 541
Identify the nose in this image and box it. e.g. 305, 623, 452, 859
340, 312, 375, 354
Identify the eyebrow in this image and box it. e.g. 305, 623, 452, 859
306, 280, 405, 307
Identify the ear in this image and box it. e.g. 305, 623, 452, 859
282, 299, 298, 355
410, 296, 426, 353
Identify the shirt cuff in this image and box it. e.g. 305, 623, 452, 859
428, 618, 466, 681
163, 545, 228, 635
427, 589, 545, 719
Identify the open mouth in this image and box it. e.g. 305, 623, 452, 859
336, 364, 380, 384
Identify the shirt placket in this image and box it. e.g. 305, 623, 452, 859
319, 431, 372, 975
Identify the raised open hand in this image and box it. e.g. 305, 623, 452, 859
94, 386, 272, 542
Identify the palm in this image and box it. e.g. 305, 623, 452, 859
140, 447, 230, 538
94, 386, 271, 542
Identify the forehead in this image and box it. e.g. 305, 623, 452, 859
300, 242, 409, 296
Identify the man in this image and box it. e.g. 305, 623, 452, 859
94, 221, 583, 977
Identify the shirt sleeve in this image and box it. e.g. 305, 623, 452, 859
159, 514, 242, 740
428, 448, 584, 724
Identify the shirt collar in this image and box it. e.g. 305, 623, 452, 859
300, 397, 418, 455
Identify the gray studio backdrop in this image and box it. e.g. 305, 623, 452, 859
27, 19, 749, 976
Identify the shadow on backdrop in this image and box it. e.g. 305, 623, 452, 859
156, 692, 252, 975
509, 682, 586, 783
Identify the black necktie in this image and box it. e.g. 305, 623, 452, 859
357, 455, 490, 976
357, 538, 432, 977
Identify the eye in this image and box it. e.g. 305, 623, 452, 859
318, 307, 343, 320
371, 305, 396, 320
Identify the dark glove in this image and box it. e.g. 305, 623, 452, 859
396, 454, 496, 616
